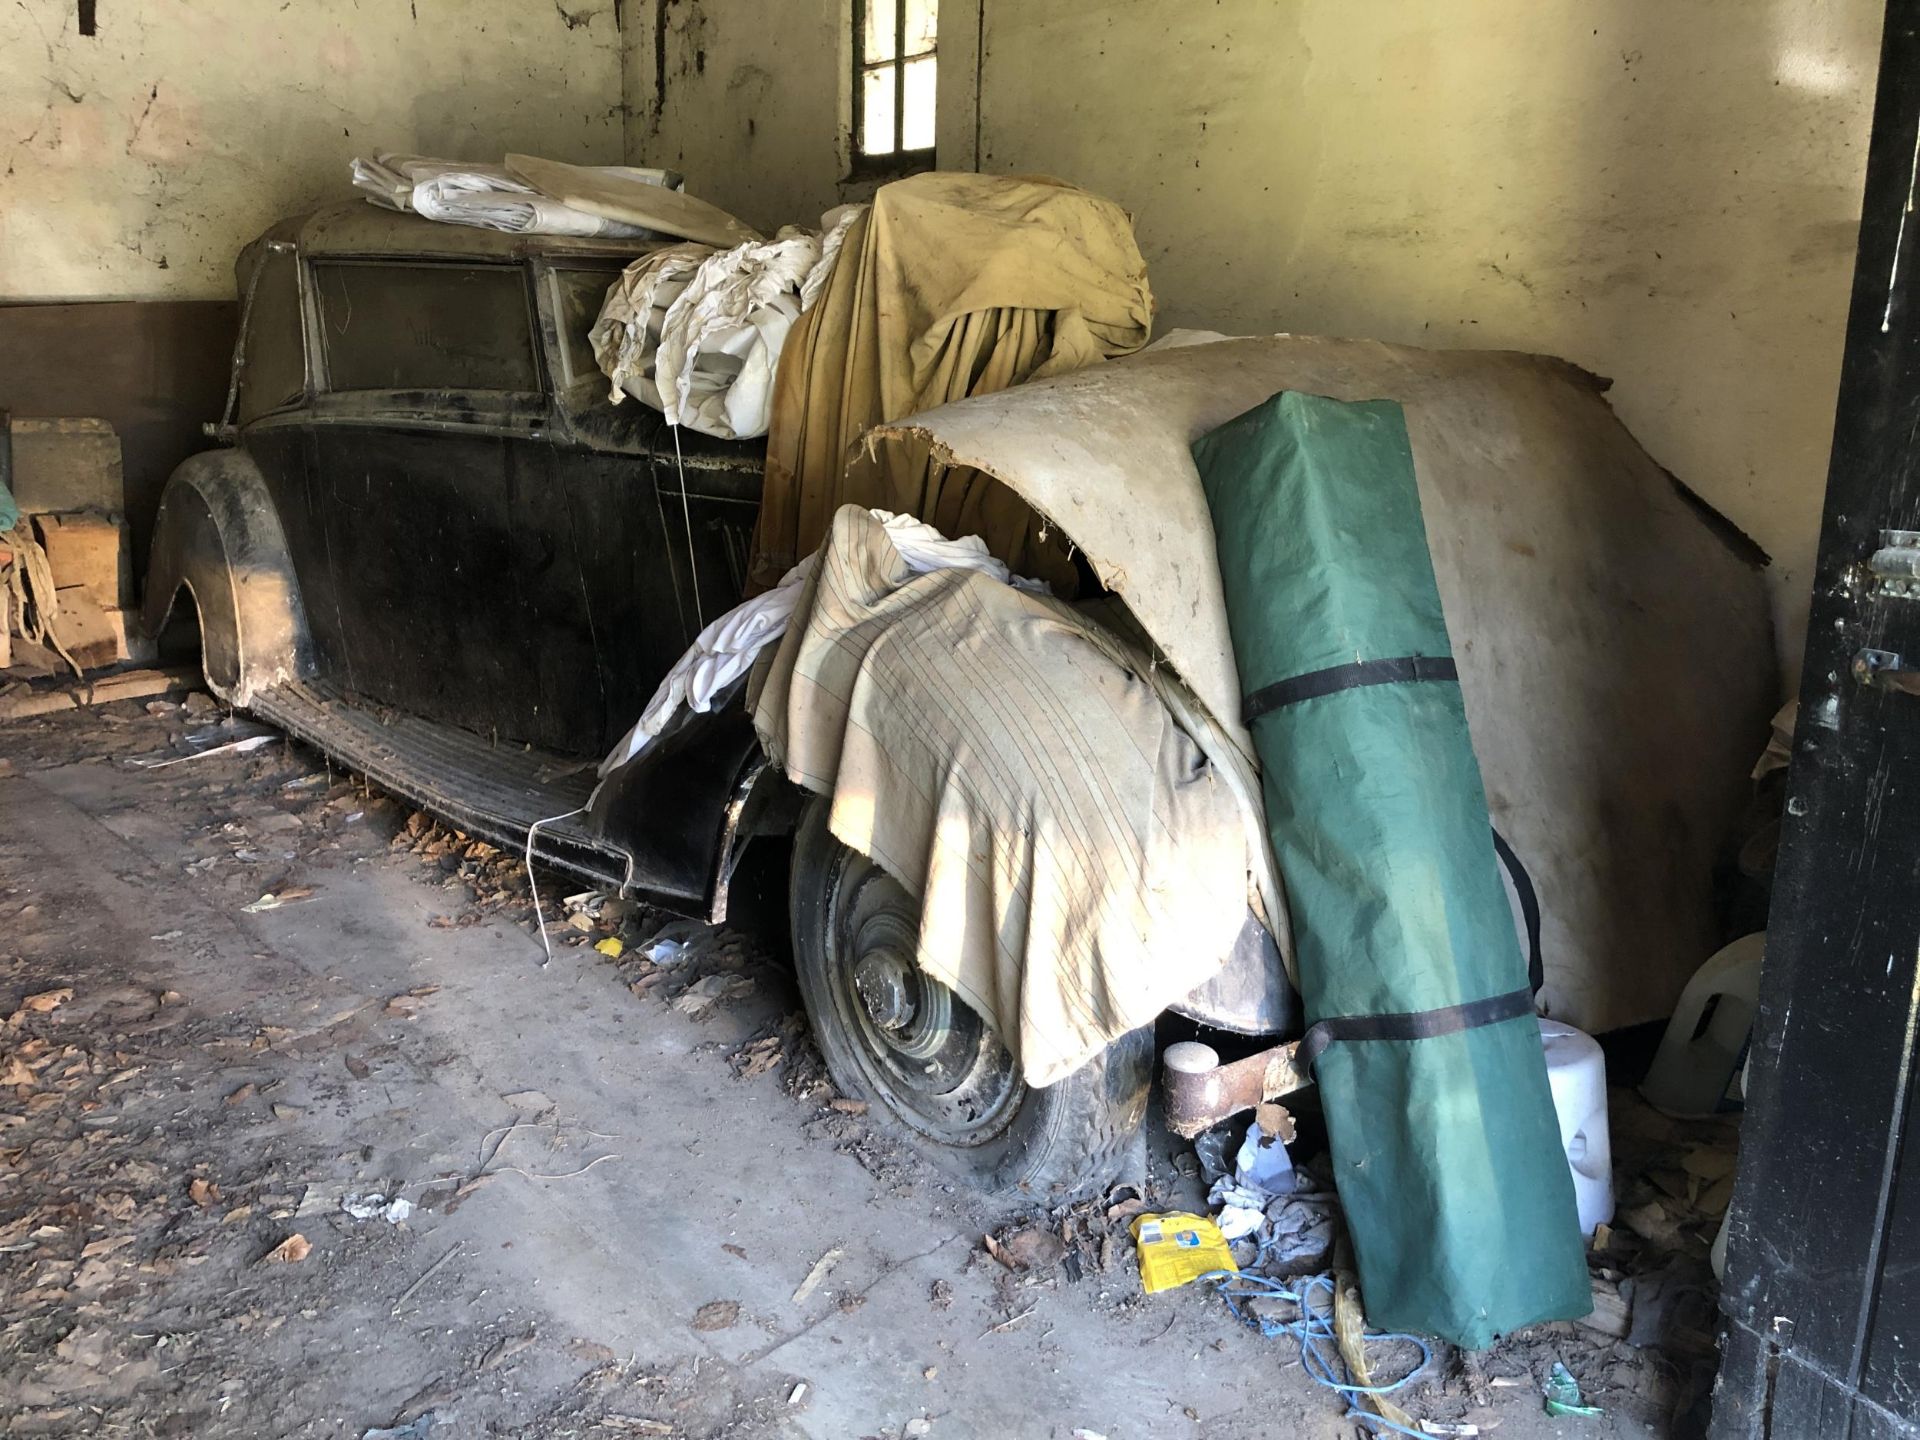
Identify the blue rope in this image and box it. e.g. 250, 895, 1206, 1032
1200, 1268, 1434, 1439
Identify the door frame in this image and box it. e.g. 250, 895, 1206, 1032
1713, 7, 1920, 1436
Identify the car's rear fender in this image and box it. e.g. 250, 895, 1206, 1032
143, 449, 314, 706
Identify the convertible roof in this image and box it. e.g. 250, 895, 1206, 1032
274, 202, 667, 264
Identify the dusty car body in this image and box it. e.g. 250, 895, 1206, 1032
868, 334, 1775, 1039
144, 204, 781, 920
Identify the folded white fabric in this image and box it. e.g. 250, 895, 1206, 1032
349, 153, 420, 211
350, 153, 679, 239
589, 206, 864, 439
597, 509, 1036, 777
802, 203, 863, 309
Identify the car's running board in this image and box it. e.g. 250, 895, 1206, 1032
249, 679, 638, 892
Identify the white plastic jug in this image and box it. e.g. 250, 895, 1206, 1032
1640, 932, 1765, 1118
1540, 1018, 1614, 1237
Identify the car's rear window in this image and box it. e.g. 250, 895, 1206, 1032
313, 260, 539, 394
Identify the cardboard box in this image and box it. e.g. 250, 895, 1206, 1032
32, 512, 131, 609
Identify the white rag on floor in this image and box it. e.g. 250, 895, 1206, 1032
589, 207, 863, 439
752, 506, 1255, 1087
350, 153, 679, 239
596, 508, 1037, 776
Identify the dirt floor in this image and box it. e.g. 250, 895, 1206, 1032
1, 694, 1719, 1438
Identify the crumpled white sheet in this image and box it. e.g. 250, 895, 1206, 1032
350, 153, 679, 239
588, 242, 708, 412
596, 509, 1037, 777
653, 231, 819, 438
589, 206, 863, 439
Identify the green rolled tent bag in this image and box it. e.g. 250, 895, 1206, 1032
1192, 390, 1590, 1348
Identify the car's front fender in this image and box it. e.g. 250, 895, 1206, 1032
585, 681, 794, 923
142, 449, 313, 706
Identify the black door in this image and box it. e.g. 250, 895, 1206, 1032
305, 257, 605, 754
536, 259, 767, 750
1713, 9, 1920, 1436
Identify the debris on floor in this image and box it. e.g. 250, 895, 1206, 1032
1130, 1212, 1237, 1295
1170, 1076, 1736, 1436
1195, 1109, 1338, 1273
3, 696, 1681, 1438
342, 1193, 416, 1225
1545, 1359, 1607, 1418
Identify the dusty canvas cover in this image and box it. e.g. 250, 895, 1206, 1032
746, 172, 1154, 590
858, 336, 1775, 1034
752, 506, 1251, 1087
505, 154, 762, 248
1195, 390, 1588, 1347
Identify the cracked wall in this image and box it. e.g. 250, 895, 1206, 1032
630, 0, 1885, 686
0, 0, 629, 301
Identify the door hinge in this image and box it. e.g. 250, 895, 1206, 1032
1866, 529, 1920, 597
1852, 647, 1920, 696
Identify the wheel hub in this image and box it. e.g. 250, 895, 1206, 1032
854, 947, 917, 1031
825, 852, 1022, 1145
845, 891, 958, 1065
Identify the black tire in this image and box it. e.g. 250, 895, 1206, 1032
789, 799, 1151, 1206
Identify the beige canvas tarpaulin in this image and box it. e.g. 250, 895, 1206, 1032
753, 507, 1252, 1087
745, 173, 1154, 591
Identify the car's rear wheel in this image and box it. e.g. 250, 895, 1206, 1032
789, 799, 1151, 1206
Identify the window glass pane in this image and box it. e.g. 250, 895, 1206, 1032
549, 266, 620, 392
861, 64, 897, 156
235, 247, 305, 424
863, 0, 896, 64
315, 262, 538, 393
904, 0, 937, 58
902, 54, 936, 151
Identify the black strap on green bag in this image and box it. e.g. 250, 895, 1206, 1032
1299, 986, 1537, 1072
1245, 653, 1548, 1002
1243, 654, 1459, 721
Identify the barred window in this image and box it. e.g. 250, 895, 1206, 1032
854, 0, 936, 172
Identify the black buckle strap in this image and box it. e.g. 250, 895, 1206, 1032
1242, 654, 1458, 725
1298, 986, 1537, 1073
1491, 828, 1545, 997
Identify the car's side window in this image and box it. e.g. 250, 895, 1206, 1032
547, 266, 618, 401
235, 245, 306, 424
312, 260, 540, 395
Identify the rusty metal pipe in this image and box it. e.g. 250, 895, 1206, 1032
1161, 1038, 1309, 1138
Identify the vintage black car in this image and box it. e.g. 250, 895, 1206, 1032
145, 203, 769, 894
144, 205, 1292, 1202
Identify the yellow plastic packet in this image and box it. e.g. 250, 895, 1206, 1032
1130, 1211, 1238, 1294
